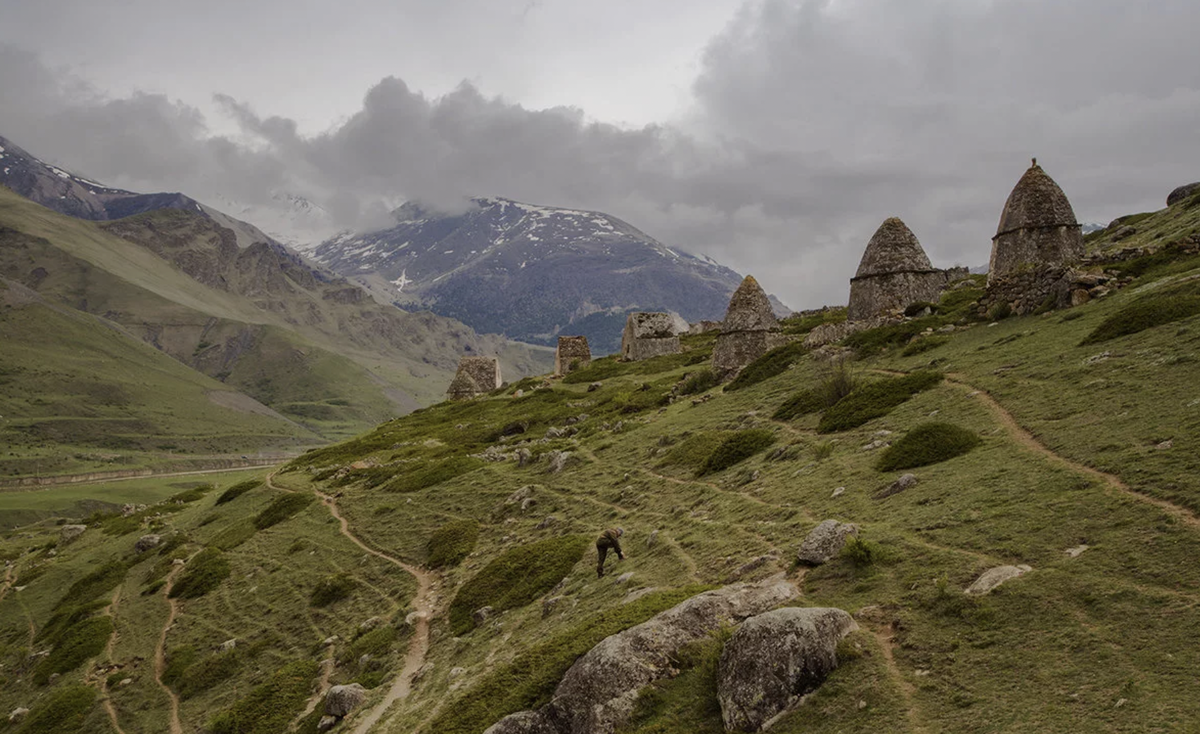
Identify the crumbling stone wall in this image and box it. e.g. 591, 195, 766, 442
621, 312, 681, 361
447, 356, 502, 399
554, 336, 591, 375
847, 270, 950, 321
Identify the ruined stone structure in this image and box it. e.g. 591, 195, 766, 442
446, 356, 502, 400
989, 159, 1083, 284
847, 218, 958, 322
554, 336, 591, 375
689, 320, 722, 335
620, 312, 682, 361
712, 275, 785, 379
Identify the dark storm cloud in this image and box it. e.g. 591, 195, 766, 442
2, 0, 1199, 309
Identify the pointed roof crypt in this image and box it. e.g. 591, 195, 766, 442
989, 158, 1083, 282
847, 217, 951, 322
853, 217, 933, 278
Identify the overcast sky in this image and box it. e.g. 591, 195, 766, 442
2, 0, 1199, 310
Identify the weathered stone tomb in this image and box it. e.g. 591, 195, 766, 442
554, 336, 591, 375
620, 312, 681, 361
446, 356, 502, 400
712, 275, 786, 379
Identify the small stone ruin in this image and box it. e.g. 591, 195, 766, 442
554, 336, 591, 375
620, 312, 681, 361
712, 275, 785, 379
984, 159, 1084, 314
847, 217, 964, 321
447, 356, 502, 400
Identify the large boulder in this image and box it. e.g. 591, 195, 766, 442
717, 607, 857, 732
484, 577, 798, 734
796, 520, 859, 566
324, 683, 368, 717
135, 534, 162, 553
1167, 182, 1200, 207
60, 525, 87, 543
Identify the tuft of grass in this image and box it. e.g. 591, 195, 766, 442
697, 429, 776, 476
167, 483, 215, 504
384, 456, 483, 494
843, 317, 941, 357
207, 520, 258, 551
659, 432, 730, 470
207, 659, 318, 734
310, 574, 357, 607
772, 389, 826, 421
817, 371, 943, 433
177, 648, 243, 700
253, 493, 314, 529
216, 479, 260, 505
902, 335, 951, 356
876, 422, 982, 471
169, 548, 231, 599
161, 645, 199, 689
427, 519, 480, 568
449, 535, 589, 635
677, 369, 719, 396
1080, 279, 1200, 345
724, 342, 808, 392
32, 615, 113, 684
14, 684, 95, 733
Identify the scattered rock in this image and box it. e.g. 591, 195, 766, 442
516, 449, 533, 467
965, 565, 1032, 595
853, 605, 889, 624
219, 638, 237, 652
1064, 545, 1089, 558
8, 708, 29, 723
588, 382, 603, 392
646, 529, 659, 548
119, 678, 133, 686
485, 711, 560, 734
450, 666, 467, 678
1112, 225, 1137, 241
325, 683, 367, 717
874, 473, 918, 500
60, 524, 87, 543
135, 534, 162, 552
1156, 440, 1173, 450
1167, 182, 1200, 207
797, 520, 859, 566
536, 515, 557, 530
546, 450, 573, 474
728, 553, 778, 581
861, 439, 889, 451
542, 596, 561, 618
1083, 351, 1112, 366
317, 715, 339, 732
323, 636, 339, 646
521, 497, 538, 512
614, 572, 633, 584
717, 607, 858, 732
831, 486, 846, 498
473, 606, 495, 626
505, 486, 534, 505
359, 617, 385, 633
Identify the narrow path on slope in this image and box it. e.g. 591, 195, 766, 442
97, 588, 128, 734
154, 565, 186, 734
944, 375, 1200, 528
315, 490, 437, 734
0, 564, 15, 605
866, 624, 928, 734
292, 656, 337, 731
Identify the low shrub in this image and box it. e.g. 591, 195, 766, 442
697, 429, 776, 476
341, 626, 398, 665
427, 519, 479, 568
779, 308, 847, 336
902, 335, 951, 356
253, 493, 314, 529
161, 645, 199, 688
207, 659, 318, 734
724, 342, 808, 392
384, 457, 483, 494
310, 574, 357, 607
772, 389, 825, 421
216, 479, 260, 505
843, 317, 941, 357
169, 548, 231, 599
50, 559, 129, 615
177, 648, 243, 699
659, 432, 730, 470
32, 615, 113, 684
429, 586, 711, 734
876, 422, 982, 471
207, 521, 257, 551
14, 684, 95, 733
817, 371, 943, 433
168, 484, 215, 504
1080, 279, 1200, 345
449, 535, 589, 635
37, 600, 108, 646
776, 360, 860, 420
677, 369, 718, 396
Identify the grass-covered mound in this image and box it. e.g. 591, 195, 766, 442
385, 456, 483, 493
659, 432, 731, 471
168, 483, 215, 503
677, 369, 719, 396
697, 429, 776, 476
430, 586, 710, 734
208, 659, 318, 734
207, 520, 258, 551
49, 559, 128, 615
169, 548, 231, 599
817, 371, 942, 433
13, 684, 95, 733
723, 342, 808, 392
32, 615, 113, 684
876, 422, 982, 471
253, 493, 314, 529
216, 479, 260, 505
449, 535, 590, 635
427, 519, 480, 568
561, 347, 711, 386
310, 573, 357, 607
1080, 278, 1200, 345
772, 389, 826, 421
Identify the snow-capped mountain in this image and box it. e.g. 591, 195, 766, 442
0, 134, 273, 249
212, 191, 341, 252
313, 196, 789, 352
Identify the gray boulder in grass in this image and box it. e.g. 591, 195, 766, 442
324, 683, 367, 717
718, 607, 858, 732
796, 520, 859, 566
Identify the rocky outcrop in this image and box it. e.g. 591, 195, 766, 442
965, 565, 1031, 595
874, 473, 918, 500
325, 683, 368, 717
1167, 182, 1200, 207
621, 312, 682, 361
484, 577, 798, 734
717, 607, 857, 732
135, 534, 162, 552
713, 276, 786, 380
60, 524, 86, 543
796, 520, 859, 566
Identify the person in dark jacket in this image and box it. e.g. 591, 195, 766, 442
596, 527, 625, 577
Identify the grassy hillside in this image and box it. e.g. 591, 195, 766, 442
0, 196, 1197, 732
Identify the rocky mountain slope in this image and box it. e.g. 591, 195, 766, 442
313, 197, 788, 353
1, 188, 1197, 732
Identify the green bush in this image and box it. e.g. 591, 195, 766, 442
779, 308, 846, 336
876, 422, 982, 471
724, 342, 808, 392
342, 626, 398, 665
677, 369, 718, 396
772, 389, 825, 421
427, 519, 480, 568
659, 432, 730, 470
216, 479, 260, 505
170, 548, 231, 599
207, 521, 258, 551
1081, 280, 1200, 345
817, 371, 943, 433
449, 535, 589, 635
697, 429, 776, 476
51, 559, 129, 614
168, 484, 215, 503
429, 586, 711, 734
843, 317, 940, 357
208, 659, 318, 734
37, 600, 107, 647
15, 684, 95, 733
310, 574, 357, 607
902, 335, 951, 356
161, 645, 199, 688
385, 457, 483, 494
774, 361, 859, 421
253, 493, 314, 529
33, 615, 113, 684
177, 648, 242, 700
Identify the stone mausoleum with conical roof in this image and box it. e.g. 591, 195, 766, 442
713, 275, 785, 379
847, 217, 961, 321
984, 159, 1086, 314
447, 356, 502, 400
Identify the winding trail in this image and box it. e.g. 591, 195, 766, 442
292, 656, 337, 731
944, 374, 1200, 528
0, 564, 15, 605
315, 490, 437, 734
154, 565, 186, 734
866, 624, 928, 734
97, 588, 128, 734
